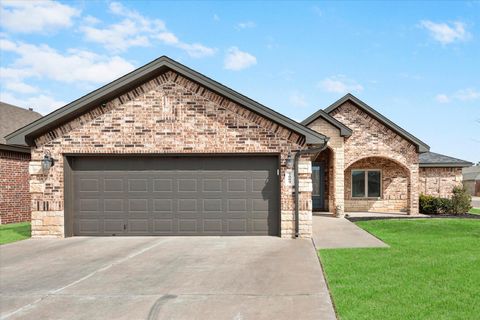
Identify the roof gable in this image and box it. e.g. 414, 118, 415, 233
323, 93, 430, 153
301, 109, 352, 136
6, 56, 326, 146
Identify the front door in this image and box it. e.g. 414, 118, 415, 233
312, 161, 325, 211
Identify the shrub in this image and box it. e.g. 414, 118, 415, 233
450, 186, 472, 214
438, 198, 454, 214
419, 194, 442, 214
419, 187, 472, 215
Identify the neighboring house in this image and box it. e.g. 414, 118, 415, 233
4, 56, 472, 238
463, 166, 480, 196
0, 102, 42, 224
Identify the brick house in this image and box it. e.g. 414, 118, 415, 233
4, 56, 472, 238
1, 102, 42, 224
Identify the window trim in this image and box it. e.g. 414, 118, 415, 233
351, 169, 382, 199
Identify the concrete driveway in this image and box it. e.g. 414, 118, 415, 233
0, 237, 336, 320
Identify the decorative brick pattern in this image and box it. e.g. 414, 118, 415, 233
345, 157, 409, 212
30, 71, 312, 238
330, 101, 419, 214
0, 150, 31, 224
419, 167, 463, 197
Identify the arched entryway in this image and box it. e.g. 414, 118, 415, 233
312, 147, 334, 212
344, 156, 411, 213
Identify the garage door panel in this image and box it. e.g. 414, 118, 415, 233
104, 199, 124, 212
129, 220, 149, 233
128, 179, 149, 192
203, 220, 222, 232
71, 156, 279, 236
179, 220, 197, 232
104, 178, 123, 192
77, 219, 100, 234
227, 219, 247, 232
153, 179, 173, 192
127, 199, 148, 212
153, 199, 173, 212
104, 220, 124, 233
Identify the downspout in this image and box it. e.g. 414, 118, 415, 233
294, 138, 329, 237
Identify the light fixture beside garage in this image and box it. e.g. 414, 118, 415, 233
41, 153, 55, 172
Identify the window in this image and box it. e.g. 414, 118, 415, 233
351, 170, 381, 198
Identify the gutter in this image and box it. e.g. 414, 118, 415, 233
294, 138, 329, 237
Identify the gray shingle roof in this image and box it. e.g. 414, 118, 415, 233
419, 152, 472, 167
0, 102, 42, 144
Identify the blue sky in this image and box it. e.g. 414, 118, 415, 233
0, 1, 479, 162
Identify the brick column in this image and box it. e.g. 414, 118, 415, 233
409, 165, 419, 215
333, 147, 345, 217
297, 158, 313, 238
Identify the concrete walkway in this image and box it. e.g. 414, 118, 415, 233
312, 214, 388, 249
345, 211, 429, 218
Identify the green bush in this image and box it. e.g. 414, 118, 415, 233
419, 186, 472, 215
438, 197, 454, 214
450, 186, 472, 214
419, 194, 441, 214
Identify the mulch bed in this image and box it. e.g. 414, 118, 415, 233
346, 213, 480, 222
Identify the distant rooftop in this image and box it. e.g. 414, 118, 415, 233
0, 101, 42, 144
419, 151, 472, 168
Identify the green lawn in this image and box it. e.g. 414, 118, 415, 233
0, 222, 31, 245
469, 208, 480, 214
319, 219, 480, 320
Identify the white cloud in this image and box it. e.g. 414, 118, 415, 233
455, 88, 480, 101
4, 81, 39, 94
81, 19, 151, 52
435, 88, 480, 103
420, 20, 470, 45
224, 47, 257, 71
81, 2, 215, 57
435, 94, 450, 104
0, 39, 135, 84
0, 91, 66, 115
289, 92, 308, 108
319, 75, 363, 94
0, 0, 80, 33
155, 32, 216, 58
236, 21, 256, 29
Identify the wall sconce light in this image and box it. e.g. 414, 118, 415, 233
41, 154, 55, 172
286, 152, 294, 169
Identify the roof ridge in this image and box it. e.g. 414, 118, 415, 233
323, 93, 430, 153
5, 56, 327, 146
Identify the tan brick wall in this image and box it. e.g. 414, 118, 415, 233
330, 101, 419, 214
345, 157, 409, 212
307, 118, 344, 214
30, 71, 313, 238
419, 167, 463, 198
0, 150, 31, 224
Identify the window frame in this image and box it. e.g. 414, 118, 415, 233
351, 169, 382, 199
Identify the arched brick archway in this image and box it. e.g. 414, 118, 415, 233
344, 156, 415, 213
312, 147, 335, 212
